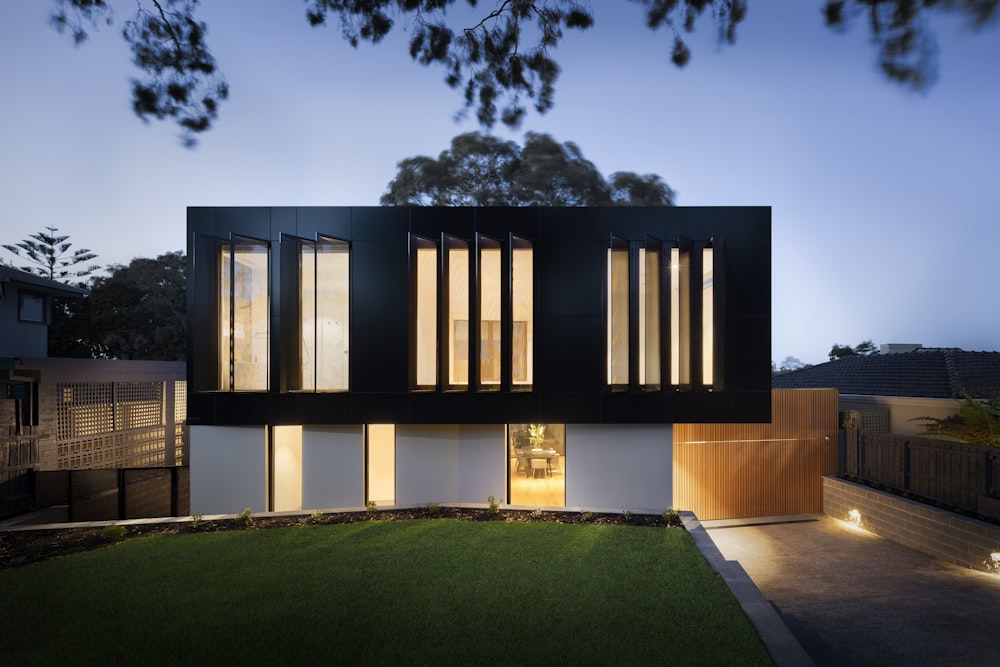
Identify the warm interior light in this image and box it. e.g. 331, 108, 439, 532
607, 247, 629, 385
416, 246, 437, 387
448, 246, 469, 386
702, 246, 713, 386
480, 246, 501, 385
512, 244, 533, 386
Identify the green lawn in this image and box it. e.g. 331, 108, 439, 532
1, 520, 772, 665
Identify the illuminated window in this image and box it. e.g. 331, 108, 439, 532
446, 237, 470, 389
478, 236, 502, 389
512, 236, 533, 389
508, 423, 565, 506
220, 239, 269, 391
639, 239, 661, 389
412, 236, 438, 389
670, 244, 691, 387
607, 237, 629, 387
702, 246, 714, 387
298, 237, 349, 391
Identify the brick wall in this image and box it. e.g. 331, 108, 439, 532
824, 476, 1000, 573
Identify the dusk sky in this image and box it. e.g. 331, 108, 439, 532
1, 1, 997, 366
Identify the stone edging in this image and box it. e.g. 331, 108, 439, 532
823, 476, 1000, 573
680, 511, 815, 667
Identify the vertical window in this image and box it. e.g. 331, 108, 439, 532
639, 238, 661, 389
478, 236, 502, 389
607, 237, 629, 387
221, 239, 269, 391
300, 237, 350, 391
702, 246, 714, 387
367, 424, 395, 506
508, 423, 565, 507
670, 244, 691, 387
512, 236, 533, 389
413, 236, 438, 389
446, 237, 470, 389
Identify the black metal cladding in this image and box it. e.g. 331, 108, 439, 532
186, 206, 771, 426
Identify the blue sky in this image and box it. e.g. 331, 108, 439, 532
1, 1, 997, 365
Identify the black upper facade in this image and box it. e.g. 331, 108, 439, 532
187, 206, 771, 426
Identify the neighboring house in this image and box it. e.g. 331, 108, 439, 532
1, 265, 88, 436
0, 266, 187, 520
0, 265, 88, 360
187, 206, 774, 515
772, 345, 1000, 434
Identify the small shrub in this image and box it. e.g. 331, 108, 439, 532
487, 495, 502, 516
235, 507, 254, 528
191, 514, 203, 528
620, 510, 633, 523
308, 509, 324, 524
531, 507, 543, 518
425, 503, 443, 517
662, 508, 680, 525
579, 511, 593, 522
365, 500, 378, 518
102, 524, 127, 542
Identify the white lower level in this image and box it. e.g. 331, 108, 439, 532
189, 423, 673, 515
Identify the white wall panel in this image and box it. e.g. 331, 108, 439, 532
395, 425, 459, 505
458, 424, 506, 503
565, 424, 672, 512
303, 425, 364, 509
190, 425, 267, 515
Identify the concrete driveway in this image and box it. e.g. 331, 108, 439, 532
704, 514, 1000, 666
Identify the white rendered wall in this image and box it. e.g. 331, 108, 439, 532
565, 424, 672, 512
458, 424, 506, 503
395, 425, 460, 504
302, 425, 364, 509
190, 425, 267, 515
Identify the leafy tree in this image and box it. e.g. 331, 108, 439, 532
829, 339, 877, 361
381, 131, 675, 206
2, 226, 98, 283
47, 1, 998, 144
50, 252, 186, 360
775, 356, 810, 372
913, 396, 1000, 447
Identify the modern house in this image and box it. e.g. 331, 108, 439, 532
773, 345, 1000, 434
186, 206, 773, 515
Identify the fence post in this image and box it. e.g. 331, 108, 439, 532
118, 468, 126, 520
903, 440, 911, 491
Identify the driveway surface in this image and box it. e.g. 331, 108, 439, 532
705, 514, 1000, 666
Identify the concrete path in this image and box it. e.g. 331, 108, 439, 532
704, 514, 1000, 666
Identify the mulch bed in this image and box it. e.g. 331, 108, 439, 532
0, 506, 682, 571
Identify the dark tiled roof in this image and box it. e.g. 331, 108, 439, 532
0, 265, 88, 297
772, 349, 1000, 399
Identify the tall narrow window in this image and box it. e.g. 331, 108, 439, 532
670, 244, 691, 387
446, 237, 470, 388
413, 236, 438, 389
221, 239, 269, 391
512, 236, 533, 389
299, 237, 349, 391
478, 236, 502, 389
639, 239, 661, 389
702, 246, 714, 387
607, 237, 629, 387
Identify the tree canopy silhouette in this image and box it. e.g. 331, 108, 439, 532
49, 251, 187, 360
380, 131, 675, 206
49, 1, 998, 144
